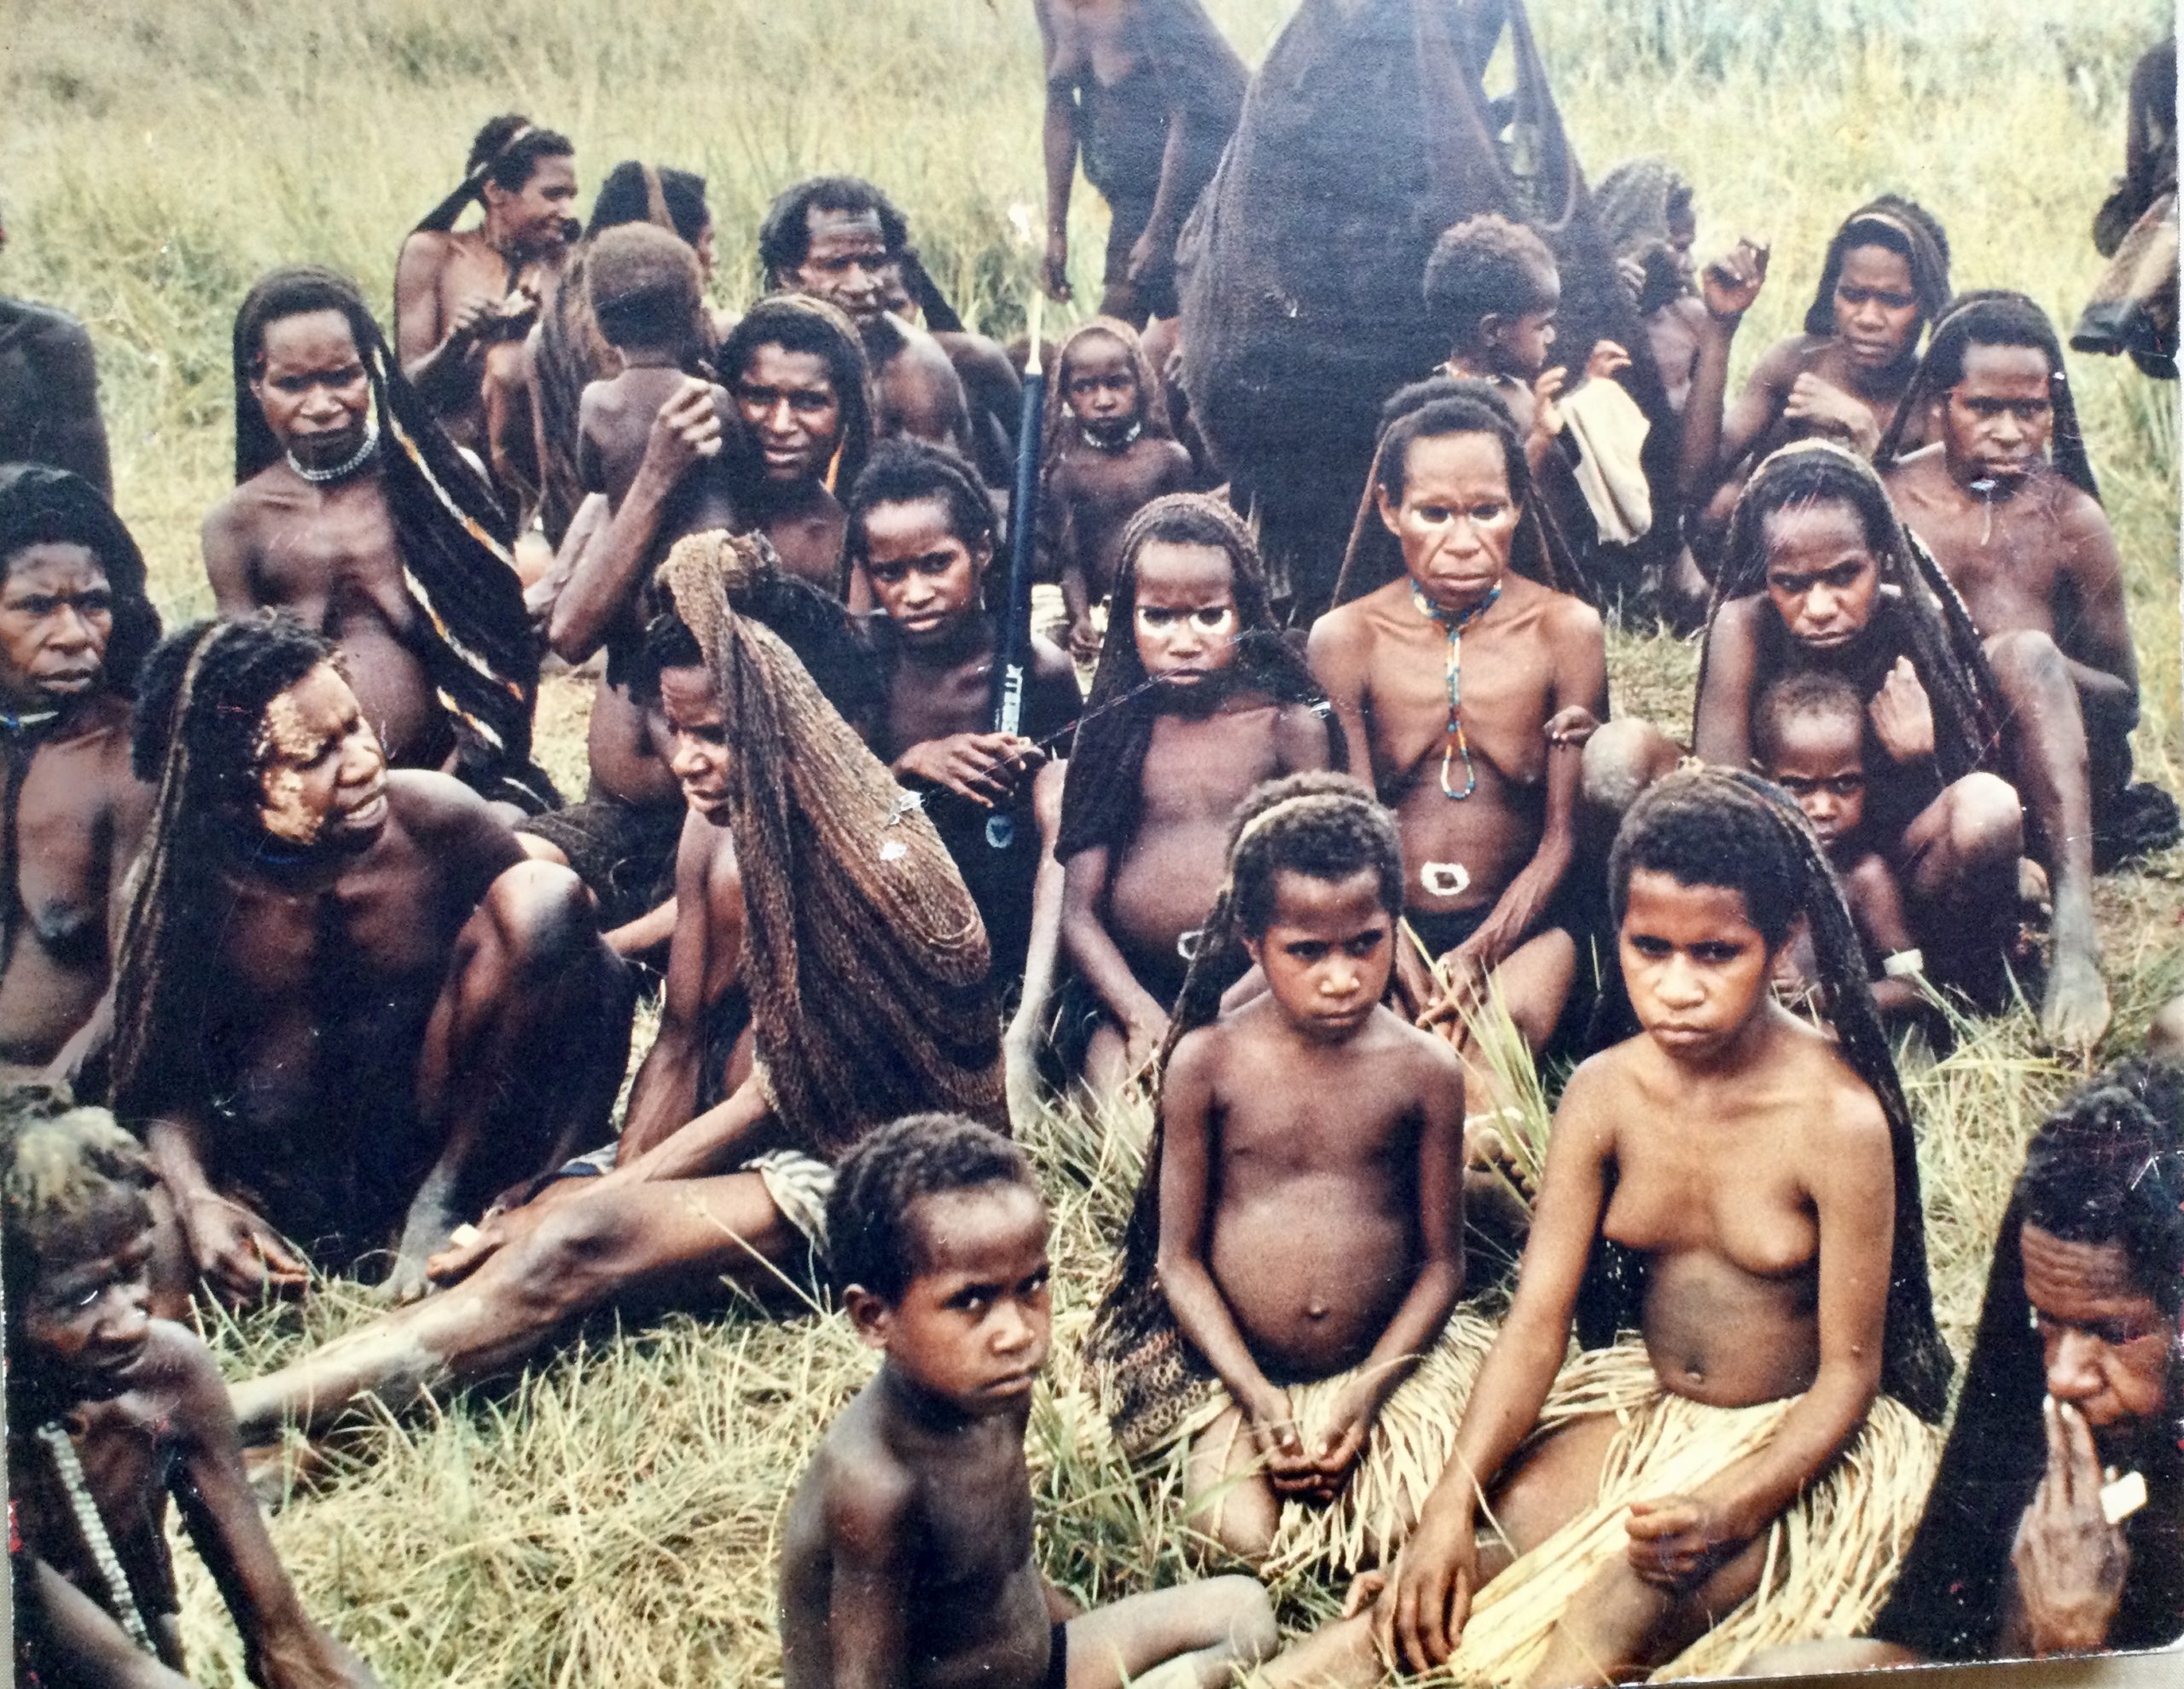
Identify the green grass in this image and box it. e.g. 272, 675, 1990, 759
6, 0, 2181, 1682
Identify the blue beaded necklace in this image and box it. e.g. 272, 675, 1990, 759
1410, 581, 1501, 800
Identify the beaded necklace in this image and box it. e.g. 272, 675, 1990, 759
37, 1420, 157, 1655
1410, 580, 1501, 799
286, 414, 381, 485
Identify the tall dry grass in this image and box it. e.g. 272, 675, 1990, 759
6, 1, 2181, 1682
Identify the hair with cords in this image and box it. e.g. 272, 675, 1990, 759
1702, 440, 2001, 786
0, 1085, 154, 1320
1056, 493, 1340, 862
1877, 289, 2098, 500
1802, 194, 1952, 342
1606, 767, 1954, 1421
1875, 1058, 2184, 1661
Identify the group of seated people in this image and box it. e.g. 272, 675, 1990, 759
3, 100, 2180, 1689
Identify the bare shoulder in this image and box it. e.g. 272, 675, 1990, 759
1531, 580, 1605, 647
201, 480, 269, 546
1304, 598, 1369, 665
1709, 590, 1764, 645
1164, 1017, 1229, 1093
815, 1390, 921, 1547
386, 769, 497, 844
136, 1318, 229, 1419
1378, 1009, 1466, 1090
395, 229, 455, 279
1030, 630, 1076, 687
1784, 1019, 1891, 1152
1554, 1044, 1635, 1145
1750, 333, 1821, 387
2051, 479, 2118, 551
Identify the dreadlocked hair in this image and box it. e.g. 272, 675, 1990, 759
1873, 1057, 2184, 1662
1803, 195, 1953, 343
535, 162, 713, 546
587, 223, 706, 358
1056, 492, 1340, 862
231, 267, 552, 810
720, 295, 875, 510
1607, 768, 1954, 1423
0, 1085, 154, 1318
652, 531, 1005, 1155
410, 114, 574, 235
110, 616, 335, 1118
1422, 212, 1560, 344
1039, 317, 1176, 471
826, 1112, 1036, 1303
1333, 378, 1572, 602
1877, 290, 2098, 499
1592, 156, 1694, 265
1088, 773, 1401, 1444
1703, 440, 2001, 786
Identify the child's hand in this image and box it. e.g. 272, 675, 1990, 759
1583, 340, 1632, 384
1700, 239, 1770, 321
1068, 616, 1103, 665
1867, 657, 1936, 764
183, 1192, 309, 1303
1544, 704, 1600, 749
1311, 1384, 1380, 1495
1120, 1009, 1170, 1083
1624, 1494, 1732, 1588
1531, 367, 1569, 440
1246, 1391, 1316, 1495
1385, 1494, 1481, 1670
1784, 373, 1879, 456
895, 733, 1044, 807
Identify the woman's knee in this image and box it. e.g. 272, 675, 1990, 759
482, 860, 602, 977
1200, 1574, 1278, 1655
1985, 627, 2071, 699
1945, 772, 2025, 868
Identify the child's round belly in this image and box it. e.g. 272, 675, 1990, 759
1210, 1195, 1414, 1380
1108, 821, 1230, 959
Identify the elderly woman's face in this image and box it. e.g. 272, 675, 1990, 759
2022, 1222, 2174, 1442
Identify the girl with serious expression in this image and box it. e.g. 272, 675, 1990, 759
1758, 499, 1882, 649
859, 494, 985, 648
1616, 868, 1779, 1066
1132, 540, 1240, 684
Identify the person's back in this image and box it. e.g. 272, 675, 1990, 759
0, 293, 113, 499
578, 363, 740, 539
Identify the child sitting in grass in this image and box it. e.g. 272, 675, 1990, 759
4, 1086, 382, 1689
1752, 671, 1927, 1024
1087, 773, 1492, 1576
1040, 318, 1195, 663
1056, 493, 1341, 1100
779, 1111, 1276, 1689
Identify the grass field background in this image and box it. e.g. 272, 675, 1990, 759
6, 0, 2182, 1682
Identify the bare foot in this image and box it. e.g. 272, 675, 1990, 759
2041, 946, 2111, 1052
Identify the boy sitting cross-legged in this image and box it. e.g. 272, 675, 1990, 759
780, 1112, 1276, 1689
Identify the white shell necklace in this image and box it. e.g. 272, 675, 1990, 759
286, 413, 381, 485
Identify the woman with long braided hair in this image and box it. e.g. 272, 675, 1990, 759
1586, 437, 2109, 1048
205, 265, 557, 815
1273, 766, 1951, 1687
229, 531, 1002, 1443
1056, 492, 1341, 1100
1313, 380, 1606, 1129
1749, 1056, 2184, 1674
1881, 288, 2178, 871
111, 614, 627, 1305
